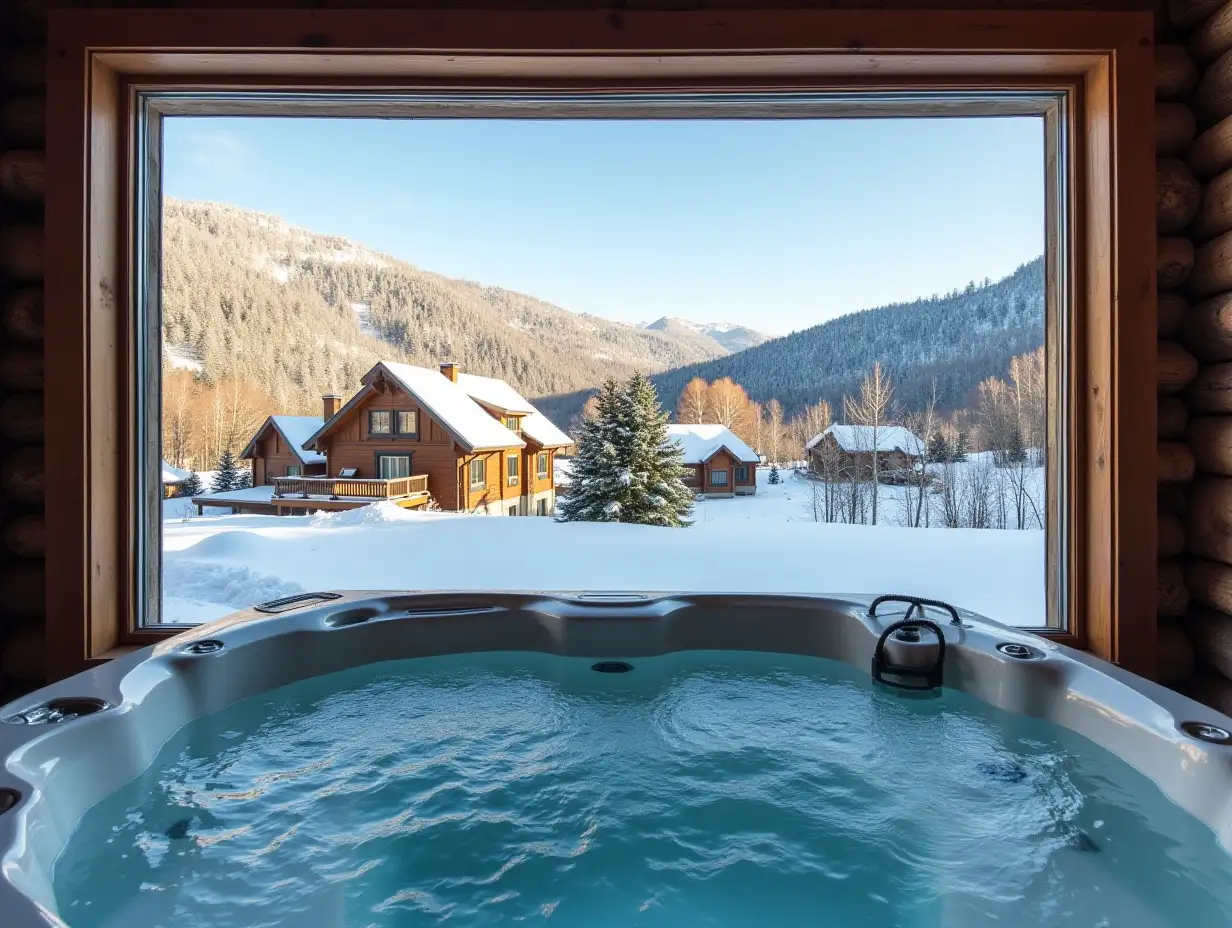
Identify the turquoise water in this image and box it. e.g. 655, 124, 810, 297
53, 652, 1232, 927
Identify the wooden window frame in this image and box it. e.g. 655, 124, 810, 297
285, 464, 301, 478
507, 453, 520, 486
470, 457, 487, 490
711, 470, 730, 487
44, 8, 1154, 678
736, 466, 750, 483
368, 410, 392, 436
538, 452, 550, 478
395, 410, 418, 438
374, 452, 412, 481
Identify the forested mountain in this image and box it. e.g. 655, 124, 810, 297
537, 259, 1045, 427
161, 199, 728, 414
639, 318, 770, 353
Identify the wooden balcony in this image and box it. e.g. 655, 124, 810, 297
272, 474, 429, 511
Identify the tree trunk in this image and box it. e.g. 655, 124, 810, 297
1159, 559, 1191, 617
1159, 340, 1200, 394
1189, 229, 1232, 296
1157, 103, 1196, 157
1189, 112, 1232, 179
1159, 236, 1195, 290
1158, 158, 1202, 234
1159, 44, 1200, 103
1160, 441, 1196, 482
1187, 359, 1232, 410
1195, 47, 1232, 125
1160, 396, 1189, 438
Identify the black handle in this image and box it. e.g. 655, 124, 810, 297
868, 594, 963, 627
870, 617, 947, 692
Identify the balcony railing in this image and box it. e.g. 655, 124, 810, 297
273, 474, 428, 501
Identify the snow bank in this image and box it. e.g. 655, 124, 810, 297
162, 472, 1046, 627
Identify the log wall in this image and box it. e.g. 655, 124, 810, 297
0, 0, 1183, 697
1167, 0, 1232, 711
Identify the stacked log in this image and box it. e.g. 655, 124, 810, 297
0, 24, 46, 698
1173, 0, 1232, 716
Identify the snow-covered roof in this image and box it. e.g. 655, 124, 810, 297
456, 372, 536, 415
666, 424, 760, 465
271, 416, 326, 465
241, 415, 326, 465
806, 424, 924, 455
379, 362, 527, 452
190, 485, 276, 503
521, 411, 574, 449
162, 460, 189, 484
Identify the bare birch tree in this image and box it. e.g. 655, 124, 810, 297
677, 377, 710, 424
844, 362, 894, 525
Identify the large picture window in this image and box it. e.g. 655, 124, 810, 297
43, 9, 1155, 680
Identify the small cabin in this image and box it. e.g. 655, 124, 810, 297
241, 413, 329, 485
667, 424, 759, 498
806, 424, 923, 477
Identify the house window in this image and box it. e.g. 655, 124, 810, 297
735, 466, 749, 483
504, 416, 521, 433
537, 452, 549, 477
711, 470, 729, 487
470, 458, 486, 489
369, 410, 392, 435
377, 454, 411, 479
286, 465, 302, 477
507, 454, 519, 485
396, 410, 418, 436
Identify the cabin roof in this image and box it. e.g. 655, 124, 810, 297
242, 415, 326, 465
666, 424, 760, 465
161, 460, 189, 485
456, 372, 536, 415
806, 424, 923, 455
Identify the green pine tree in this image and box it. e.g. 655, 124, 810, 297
1005, 427, 1027, 464
618, 372, 694, 527
180, 469, 204, 497
927, 432, 951, 463
768, 463, 781, 484
952, 429, 970, 461
211, 449, 241, 493
556, 379, 629, 523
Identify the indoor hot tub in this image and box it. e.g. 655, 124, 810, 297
2, 591, 1232, 927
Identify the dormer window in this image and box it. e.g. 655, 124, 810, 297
503, 415, 521, 434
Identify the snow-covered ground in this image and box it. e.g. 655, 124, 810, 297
162, 469, 1045, 628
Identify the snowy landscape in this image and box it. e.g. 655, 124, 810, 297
163, 467, 1045, 627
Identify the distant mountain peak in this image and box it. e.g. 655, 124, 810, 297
639, 317, 771, 353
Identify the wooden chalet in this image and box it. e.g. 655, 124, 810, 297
806, 424, 924, 477
667, 424, 759, 497
195, 362, 573, 516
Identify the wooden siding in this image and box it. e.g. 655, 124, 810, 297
252, 433, 324, 485
320, 384, 464, 508
463, 449, 509, 511
523, 447, 555, 498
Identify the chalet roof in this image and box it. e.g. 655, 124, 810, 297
161, 460, 189, 485
806, 424, 924, 455
521, 411, 574, 449
456, 372, 536, 415
455, 372, 573, 449
241, 415, 326, 465
666, 424, 760, 465
364, 362, 527, 452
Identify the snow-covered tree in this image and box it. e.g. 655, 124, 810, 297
557, 374, 693, 526
211, 449, 241, 493
180, 469, 203, 497
768, 463, 781, 484
556, 379, 630, 523
927, 432, 951, 463
618, 372, 694, 527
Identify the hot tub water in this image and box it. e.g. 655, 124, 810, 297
52, 651, 1232, 927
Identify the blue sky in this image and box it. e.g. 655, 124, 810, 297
163, 116, 1044, 335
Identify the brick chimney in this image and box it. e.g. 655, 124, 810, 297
440, 362, 458, 383
323, 394, 342, 420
